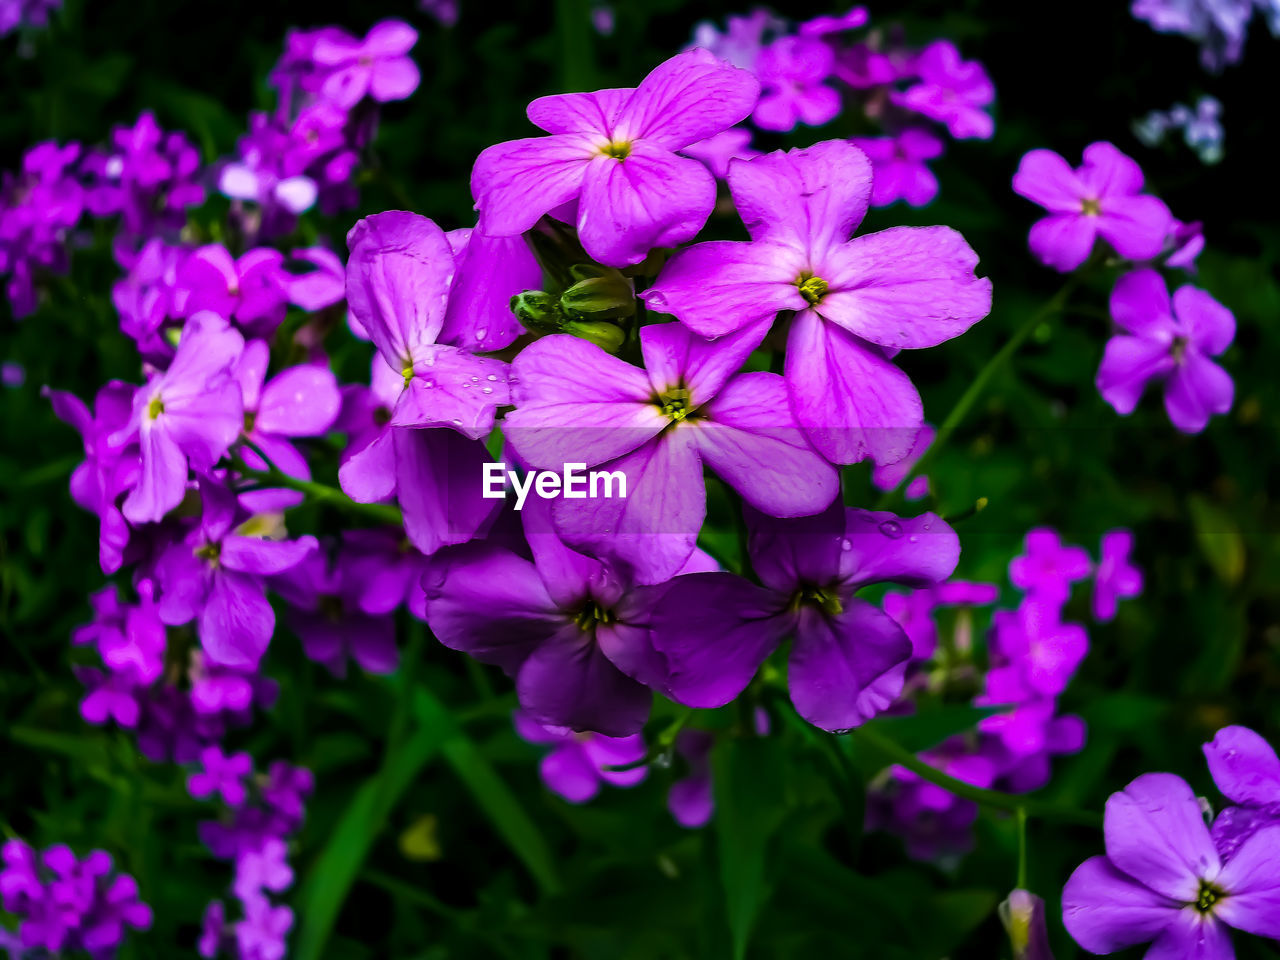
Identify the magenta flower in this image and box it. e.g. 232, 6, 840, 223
643, 140, 991, 466
1203, 726, 1280, 862
115, 312, 245, 525
311, 20, 420, 108
177, 245, 291, 336
1097, 268, 1235, 433
1008, 528, 1092, 605
799, 6, 869, 37
752, 36, 841, 132
891, 40, 995, 139
513, 710, 647, 803
188, 745, 253, 807
425, 503, 716, 735
648, 502, 959, 731
155, 480, 316, 669
851, 129, 943, 208
471, 49, 759, 267
1093, 530, 1143, 621
1013, 144, 1174, 272
232, 340, 342, 512
986, 599, 1089, 699
273, 544, 399, 677
235, 896, 293, 960
1062, 773, 1280, 957
504, 319, 839, 584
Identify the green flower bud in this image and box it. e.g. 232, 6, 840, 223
510, 290, 565, 334
559, 269, 635, 321
563, 319, 626, 354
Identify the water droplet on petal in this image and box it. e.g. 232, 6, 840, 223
840, 538, 852, 551
878, 520, 903, 539
471, 376, 479, 383
486, 374, 498, 381
481, 386, 493, 394
476, 328, 488, 340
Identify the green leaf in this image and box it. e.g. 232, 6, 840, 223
713, 737, 787, 960
295, 711, 442, 960
860, 704, 1004, 755
1188, 494, 1245, 586
915, 889, 999, 956
413, 688, 562, 895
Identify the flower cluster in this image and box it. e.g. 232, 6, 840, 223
1013, 141, 1234, 433
0, 0, 60, 37
1131, 0, 1280, 70
868, 527, 1142, 861
688, 6, 995, 208
194, 757, 313, 960
0, 840, 152, 956
0, 142, 83, 318
1063, 725, 1280, 957
1135, 95, 1224, 164
222, 20, 420, 239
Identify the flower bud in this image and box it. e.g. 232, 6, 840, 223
998, 890, 1055, 960
559, 267, 635, 322
510, 290, 565, 334
563, 319, 626, 354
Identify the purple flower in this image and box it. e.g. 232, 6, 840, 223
689, 9, 785, 70
112, 238, 189, 359
284, 246, 345, 311
232, 339, 342, 512
1097, 268, 1235, 433
871, 422, 934, 500
668, 729, 716, 828
643, 140, 991, 466
752, 36, 841, 132
883, 576, 998, 661
0, 839, 151, 956
1092, 530, 1143, 621
188, 744, 254, 806
420, 0, 459, 27
1131, 0, 1255, 70
891, 40, 995, 139
80, 111, 205, 235
0, 0, 62, 35
1013, 143, 1174, 272
1008, 528, 1092, 605
114, 312, 245, 525
155, 479, 317, 668
0, 140, 83, 318
985, 599, 1089, 699
1165, 219, 1206, 273
1062, 772, 1280, 957
261, 761, 314, 826
425, 503, 716, 735
799, 6, 869, 37
471, 49, 759, 267
505, 319, 838, 584
198, 900, 227, 958
851, 129, 943, 208
233, 838, 294, 901
679, 127, 759, 179
649, 501, 959, 731
46, 380, 139, 572
1203, 726, 1280, 861
73, 581, 166, 684
177, 245, 291, 336
235, 895, 293, 960
311, 20, 420, 109
513, 709, 647, 802
273, 544, 399, 676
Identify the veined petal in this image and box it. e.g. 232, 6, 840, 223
346, 211, 454, 366
788, 600, 911, 731
641, 239, 804, 338
785, 310, 923, 465
640, 317, 769, 404
1203, 726, 1280, 807
390, 345, 511, 439
257, 365, 341, 436
1104, 773, 1220, 902
527, 88, 631, 136
694, 371, 838, 517
1012, 148, 1088, 213
616, 49, 759, 150
439, 231, 540, 353
837, 509, 958, 587
393, 427, 502, 556
727, 140, 872, 255
471, 135, 593, 238
1214, 826, 1280, 938
1061, 855, 1180, 954
578, 142, 716, 267
820, 226, 992, 349
123, 422, 188, 524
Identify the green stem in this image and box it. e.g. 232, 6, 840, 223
603, 706, 694, 772
879, 279, 1078, 508
1016, 807, 1029, 890
236, 467, 403, 526
848, 724, 1102, 828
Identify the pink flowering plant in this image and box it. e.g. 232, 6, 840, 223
2, 2, 1278, 958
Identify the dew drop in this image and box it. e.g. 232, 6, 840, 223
840, 538, 852, 551
481, 386, 493, 395
451, 418, 462, 425
908, 535, 919, 543
878, 520, 904, 539
476, 328, 488, 340
471, 376, 480, 383
486, 374, 498, 381
830, 728, 853, 736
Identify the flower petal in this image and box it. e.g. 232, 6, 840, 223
471, 135, 592, 238
1173, 286, 1235, 356
1027, 214, 1096, 273
393, 427, 502, 555
1214, 825, 1280, 938
1104, 773, 1219, 901
616, 49, 759, 150
640, 317, 769, 403
1061, 855, 1180, 954
1096, 335, 1175, 416
1163, 352, 1233, 434
1012, 149, 1087, 213
1203, 726, 1280, 807
257, 365, 341, 436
